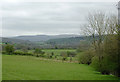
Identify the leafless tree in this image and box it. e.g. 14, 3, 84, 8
81, 12, 118, 71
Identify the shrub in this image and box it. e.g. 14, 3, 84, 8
91, 55, 118, 75
13, 51, 33, 56
78, 50, 94, 65
2, 51, 6, 54
61, 52, 67, 61
67, 51, 77, 57
34, 48, 45, 57
36, 54, 40, 57
51, 52, 54, 56
13, 51, 24, 55
5, 44, 15, 55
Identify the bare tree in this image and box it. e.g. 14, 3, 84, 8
82, 12, 108, 53
82, 12, 118, 72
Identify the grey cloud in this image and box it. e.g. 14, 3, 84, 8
2, 2, 117, 37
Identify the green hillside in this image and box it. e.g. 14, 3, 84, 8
2, 55, 118, 80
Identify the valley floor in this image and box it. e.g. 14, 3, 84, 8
2, 55, 119, 80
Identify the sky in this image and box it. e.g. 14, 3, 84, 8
0, 0, 118, 37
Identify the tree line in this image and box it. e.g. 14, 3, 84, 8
2, 44, 77, 62
79, 12, 120, 77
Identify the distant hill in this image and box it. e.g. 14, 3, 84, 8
2, 34, 98, 49
1, 37, 39, 49
11, 34, 81, 42
1, 37, 31, 44
44, 36, 92, 49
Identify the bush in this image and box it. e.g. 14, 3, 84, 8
51, 52, 54, 56
5, 44, 15, 55
34, 48, 45, 57
13, 51, 33, 56
2, 51, 6, 54
91, 55, 118, 75
13, 51, 24, 55
60, 52, 67, 61
78, 50, 94, 65
36, 54, 40, 57
67, 51, 77, 57
91, 56, 101, 71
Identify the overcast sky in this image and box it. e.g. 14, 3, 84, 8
0, 0, 118, 37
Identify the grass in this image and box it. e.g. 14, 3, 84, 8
2, 55, 118, 80
28, 49, 77, 61
43, 49, 77, 60
28, 49, 76, 55
41, 49, 76, 55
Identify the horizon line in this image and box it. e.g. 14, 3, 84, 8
2, 33, 83, 37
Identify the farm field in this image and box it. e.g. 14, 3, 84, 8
2, 55, 118, 80
28, 49, 76, 55
42, 49, 76, 55
28, 49, 78, 61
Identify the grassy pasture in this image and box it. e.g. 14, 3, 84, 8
28, 49, 76, 56
42, 49, 77, 60
28, 49, 77, 61
2, 55, 118, 80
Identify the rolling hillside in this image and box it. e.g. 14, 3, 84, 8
1, 34, 97, 49
11, 34, 80, 42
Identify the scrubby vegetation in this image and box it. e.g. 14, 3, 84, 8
4, 44, 14, 55
78, 12, 120, 77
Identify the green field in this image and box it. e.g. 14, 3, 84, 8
29, 49, 76, 55
43, 49, 75, 53
2, 55, 118, 80
28, 49, 77, 61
